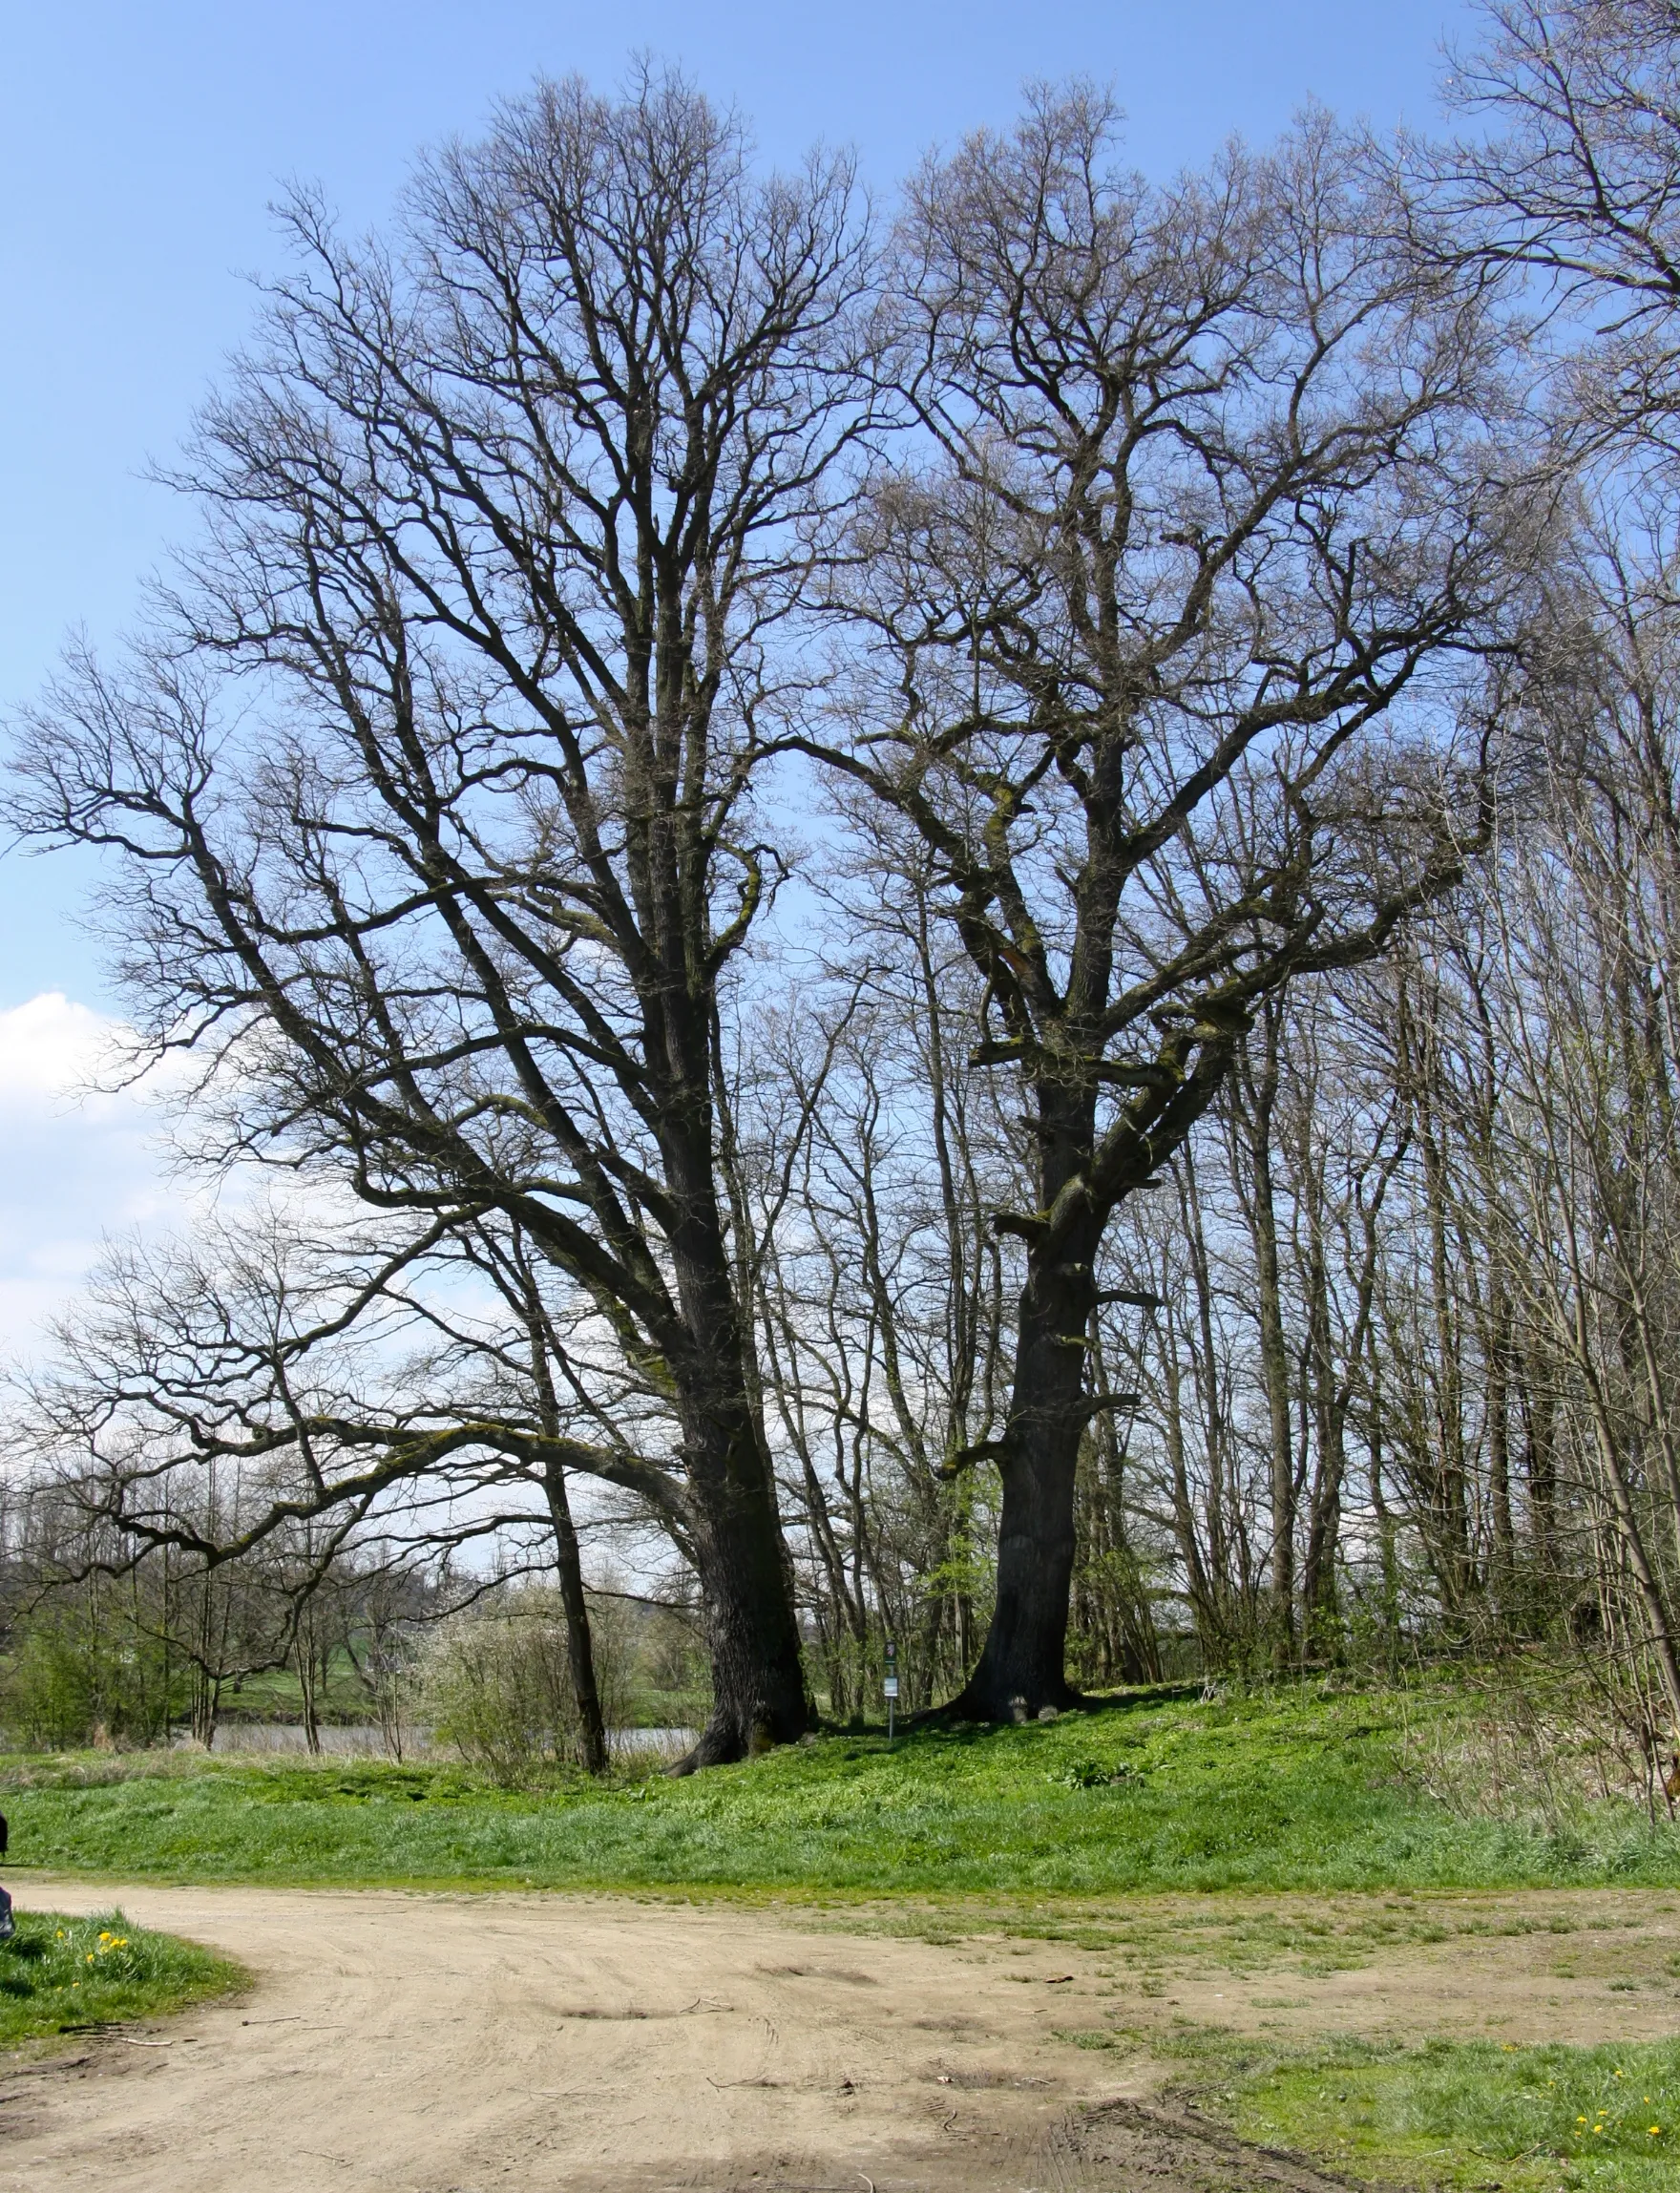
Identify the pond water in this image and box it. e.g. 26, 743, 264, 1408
175, 1723, 697, 1761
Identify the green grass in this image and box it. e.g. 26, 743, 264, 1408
4, 1681, 1677, 1895
0, 1908, 242, 2047
1166, 2027, 1680, 2192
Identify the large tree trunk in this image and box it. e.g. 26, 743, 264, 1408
678, 1423, 809, 1768
661, 1061, 811, 1770
952, 1243, 1095, 1720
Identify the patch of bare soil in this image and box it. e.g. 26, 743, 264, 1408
0, 1882, 1673, 2191
570, 2098, 1364, 2192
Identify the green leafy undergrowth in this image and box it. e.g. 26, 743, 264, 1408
5, 1681, 1677, 1896
0, 1908, 242, 2047
1171, 2025, 1680, 2192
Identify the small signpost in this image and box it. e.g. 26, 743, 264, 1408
883, 1639, 899, 1744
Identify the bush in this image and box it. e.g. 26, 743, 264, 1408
0, 1601, 178, 1751
419, 1588, 629, 1778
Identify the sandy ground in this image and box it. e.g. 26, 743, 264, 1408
0, 1880, 1675, 2191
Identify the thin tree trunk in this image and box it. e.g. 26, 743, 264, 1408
1233, 1016, 1298, 1666
1487, 1277, 1516, 1604
512, 1262, 612, 1778
298, 1620, 321, 1756
543, 1460, 609, 1778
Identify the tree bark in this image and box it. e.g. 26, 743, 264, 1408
662, 1115, 811, 1768
953, 1226, 1098, 1719
679, 1426, 810, 1766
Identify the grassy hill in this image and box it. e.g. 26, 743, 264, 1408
3, 1676, 1673, 1896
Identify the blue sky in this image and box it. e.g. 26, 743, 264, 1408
0, 0, 1478, 1348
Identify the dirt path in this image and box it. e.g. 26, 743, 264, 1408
1, 1881, 1674, 2191
0, 1881, 1181, 2193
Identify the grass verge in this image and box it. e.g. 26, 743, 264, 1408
1150, 2024, 1680, 2191
0, 1908, 242, 2047
3, 1681, 1677, 1895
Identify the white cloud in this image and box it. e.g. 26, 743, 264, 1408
0, 992, 180, 1358
0, 991, 124, 1101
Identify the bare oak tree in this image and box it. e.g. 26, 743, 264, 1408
815, 93, 1539, 1718
9, 71, 872, 1766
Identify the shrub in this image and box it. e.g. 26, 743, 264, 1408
418, 1587, 629, 1778
0, 1601, 177, 1750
